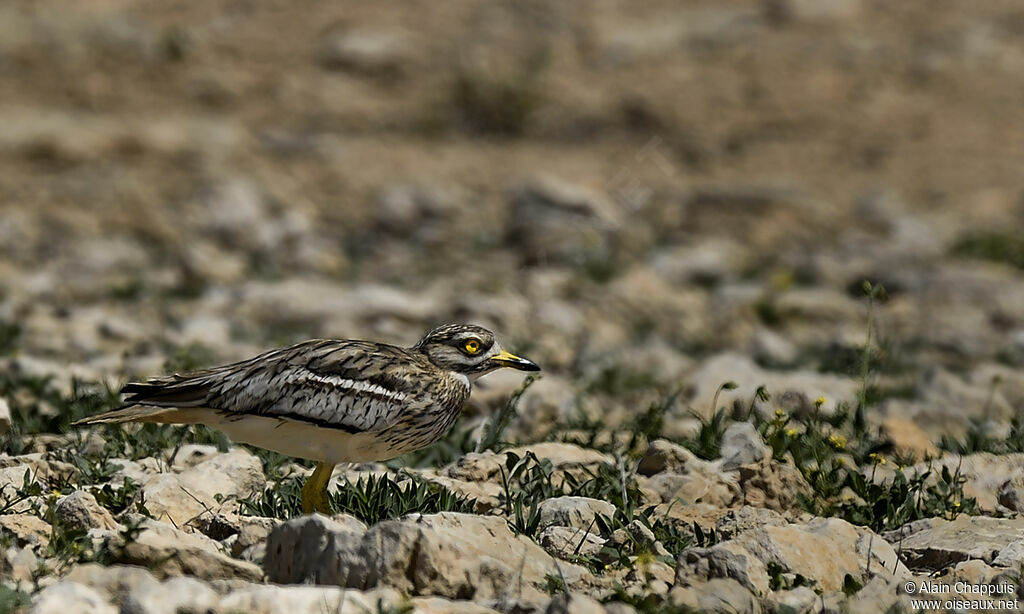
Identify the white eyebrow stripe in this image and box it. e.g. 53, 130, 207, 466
295, 371, 410, 402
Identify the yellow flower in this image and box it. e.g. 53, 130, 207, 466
836, 457, 846, 466
786, 428, 799, 437
829, 434, 847, 449
775, 408, 785, 418
815, 396, 826, 407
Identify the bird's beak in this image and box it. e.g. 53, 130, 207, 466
489, 349, 541, 372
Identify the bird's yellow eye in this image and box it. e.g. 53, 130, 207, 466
463, 339, 481, 354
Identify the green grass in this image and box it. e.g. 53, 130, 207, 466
238, 473, 476, 523
951, 231, 1024, 270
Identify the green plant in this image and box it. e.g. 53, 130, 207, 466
951, 231, 1024, 270
448, 49, 548, 137
238, 473, 476, 523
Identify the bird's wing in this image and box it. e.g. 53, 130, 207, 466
120, 340, 424, 433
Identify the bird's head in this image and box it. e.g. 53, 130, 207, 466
414, 324, 540, 378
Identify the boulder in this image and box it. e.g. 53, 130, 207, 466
265, 512, 590, 606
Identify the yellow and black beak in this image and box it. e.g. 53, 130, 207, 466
488, 349, 541, 372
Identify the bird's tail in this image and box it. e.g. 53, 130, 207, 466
72, 405, 207, 425
73, 377, 215, 426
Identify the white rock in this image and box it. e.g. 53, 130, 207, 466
538, 496, 617, 532
719, 422, 770, 471
142, 448, 265, 526
0, 396, 11, 434
30, 581, 116, 614
265, 512, 590, 605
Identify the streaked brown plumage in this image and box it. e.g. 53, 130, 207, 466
74, 324, 540, 512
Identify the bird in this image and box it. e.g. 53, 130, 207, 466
74, 324, 540, 514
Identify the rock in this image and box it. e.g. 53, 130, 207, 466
30, 581, 116, 614
643, 470, 740, 508
64, 563, 160, 601
681, 518, 909, 594
413, 597, 502, 613
373, 184, 457, 240
719, 422, 770, 470
667, 578, 760, 614
2, 545, 37, 591
843, 575, 913, 613
766, 0, 862, 23
141, 448, 265, 526
506, 176, 622, 266
889, 452, 1024, 513
997, 473, 1024, 513
764, 586, 816, 613
0, 396, 10, 434
538, 526, 605, 560
104, 517, 262, 582
0, 514, 51, 550
886, 515, 1024, 569
65, 564, 218, 614
265, 512, 590, 606
736, 459, 813, 513
538, 497, 617, 532
55, 490, 120, 532
318, 28, 410, 76
263, 513, 367, 582
715, 507, 787, 541
879, 417, 939, 461
993, 537, 1024, 567
226, 516, 280, 564
219, 585, 401, 614
638, 439, 703, 475
546, 593, 608, 614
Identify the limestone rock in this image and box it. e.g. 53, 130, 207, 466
265, 511, 590, 605
104, 517, 262, 582
546, 593, 608, 614
715, 507, 788, 541
667, 578, 760, 614
885, 515, 1024, 569
506, 176, 621, 266
30, 581, 116, 614
538, 496, 617, 532
218, 585, 408, 614
736, 459, 813, 513
55, 490, 120, 532
538, 526, 605, 560
141, 448, 265, 526
719, 422, 770, 471
0, 514, 50, 551
681, 517, 909, 594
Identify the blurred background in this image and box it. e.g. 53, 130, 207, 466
2, 0, 1024, 446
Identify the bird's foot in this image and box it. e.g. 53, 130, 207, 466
300, 461, 335, 514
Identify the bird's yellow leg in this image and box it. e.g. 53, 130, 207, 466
300, 462, 334, 514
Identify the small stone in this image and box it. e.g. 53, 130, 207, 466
55, 490, 120, 532
719, 422, 770, 471
318, 28, 409, 76
538, 496, 617, 532
538, 526, 605, 560
546, 593, 607, 614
